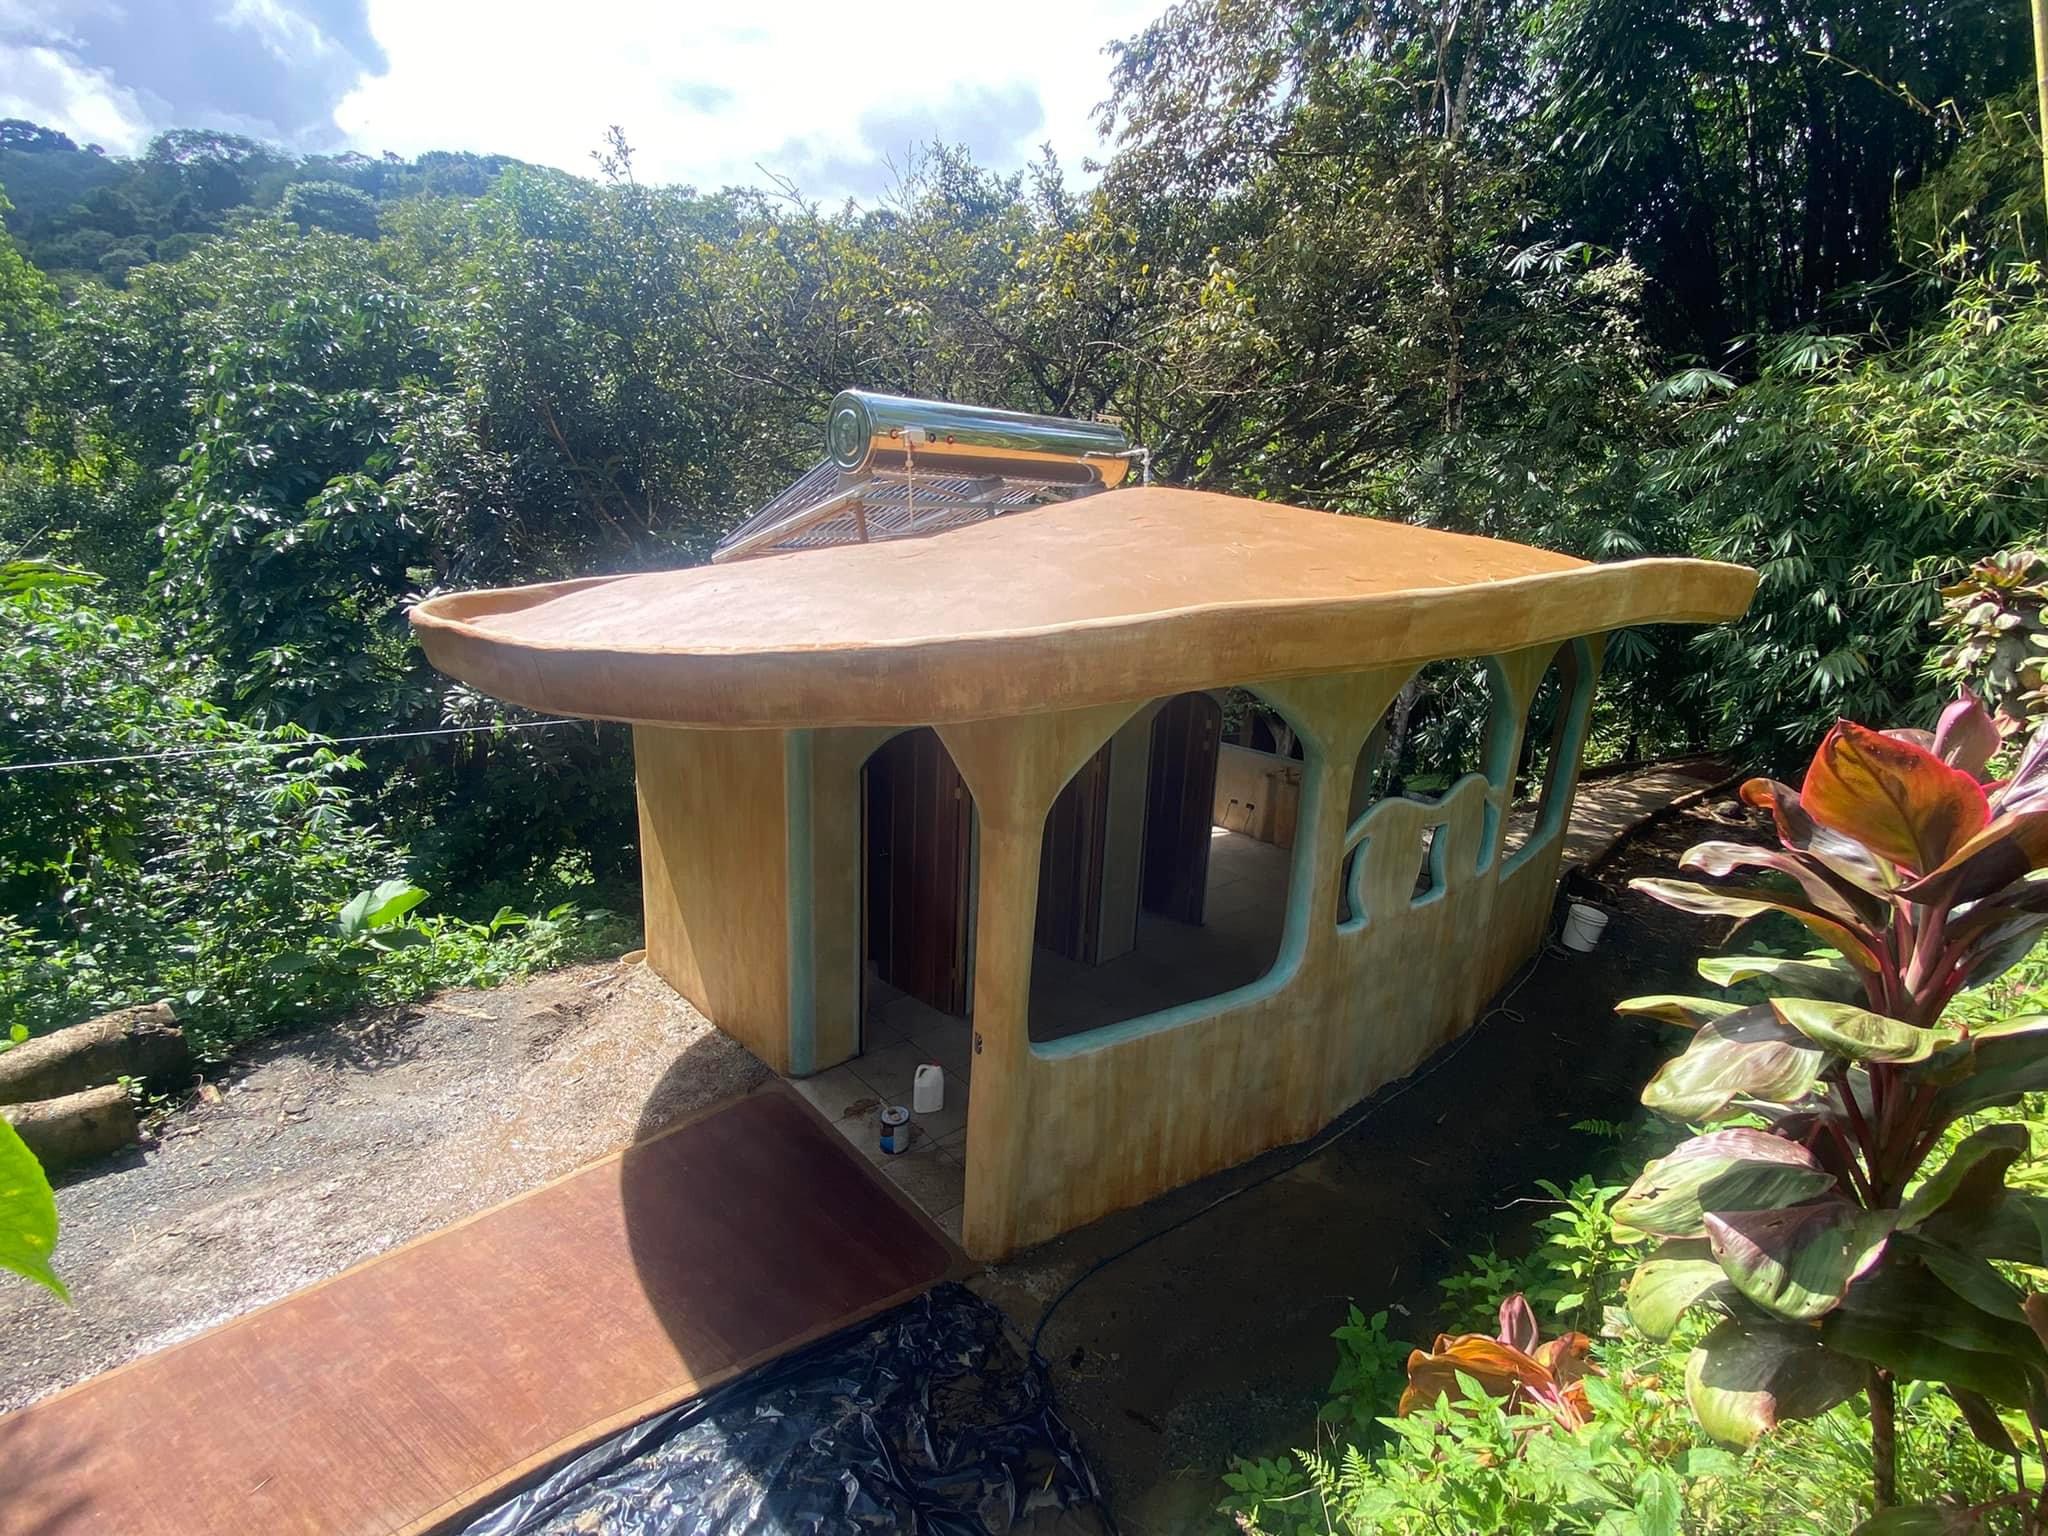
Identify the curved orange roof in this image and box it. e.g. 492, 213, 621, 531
410, 488, 1756, 729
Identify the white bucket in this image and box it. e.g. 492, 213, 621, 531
913, 1063, 945, 1115
1561, 901, 1611, 953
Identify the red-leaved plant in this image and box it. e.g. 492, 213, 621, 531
1399, 1292, 1598, 1431
1618, 696, 2048, 1528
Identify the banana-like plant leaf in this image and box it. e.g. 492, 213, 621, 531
1397, 1318, 1596, 1428
1769, 998, 1955, 1064
1934, 694, 2002, 779
1966, 1013, 2048, 1042
1704, 1201, 1891, 1320
1948, 873, 2048, 943
1930, 1025, 2048, 1120
1800, 720, 1990, 878
1679, 841, 1881, 926
1912, 1236, 2027, 1324
1959, 911, 2048, 991
1641, 1007, 1828, 1121
1616, 1130, 1837, 1239
339, 878, 429, 937
1947, 1386, 2018, 1456
1697, 953, 1864, 1002
1629, 879, 1882, 973
1741, 778, 1898, 894
0, 1118, 66, 1301
1684, 1318, 1865, 1445
1618, 993, 1746, 1029
2000, 723, 2048, 815
1628, 1240, 1729, 1338
1920, 1192, 2048, 1268
1899, 1124, 2029, 1228
1897, 809, 2048, 905
1826, 1252, 2044, 1404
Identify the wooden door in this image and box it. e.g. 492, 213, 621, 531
1142, 693, 1223, 924
1035, 742, 1112, 963
863, 729, 973, 1016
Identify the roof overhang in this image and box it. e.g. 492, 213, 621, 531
411, 488, 1758, 731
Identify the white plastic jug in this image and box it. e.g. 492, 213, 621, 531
912, 1062, 945, 1115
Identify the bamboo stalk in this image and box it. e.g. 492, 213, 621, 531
2036, 0, 2048, 214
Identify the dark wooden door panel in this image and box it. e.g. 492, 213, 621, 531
1035, 742, 1111, 963
864, 729, 971, 1016
1142, 693, 1223, 924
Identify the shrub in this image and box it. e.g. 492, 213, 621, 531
0, 565, 398, 1047
1618, 694, 2048, 1522
339, 877, 635, 1001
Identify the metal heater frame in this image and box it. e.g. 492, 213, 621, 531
713, 390, 1141, 563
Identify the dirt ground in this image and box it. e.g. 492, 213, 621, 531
1, 786, 1752, 1533
0, 960, 768, 1412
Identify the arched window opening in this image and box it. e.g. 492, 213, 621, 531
1028, 691, 1300, 1044
1338, 658, 1509, 926
1381, 659, 1492, 798
1502, 642, 1589, 866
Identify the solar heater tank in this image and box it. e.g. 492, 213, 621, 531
824, 390, 1132, 487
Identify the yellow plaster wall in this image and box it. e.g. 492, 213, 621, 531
937, 643, 1603, 1260
803, 727, 898, 1073
634, 725, 794, 1072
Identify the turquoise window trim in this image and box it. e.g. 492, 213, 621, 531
1474, 654, 1518, 877
1501, 636, 1598, 879
785, 728, 817, 1075
1030, 685, 1325, 1063
1337, 768, 1492, 930
1337, 820, 1372, 937
1336, 654, 1514, 930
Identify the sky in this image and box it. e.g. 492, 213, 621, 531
0, 0, 1163, 200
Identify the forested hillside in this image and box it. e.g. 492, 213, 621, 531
3, 0, 2041, 1046
0, 118, 531, 284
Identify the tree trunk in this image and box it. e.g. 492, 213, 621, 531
1869, 1367, 1897, 1510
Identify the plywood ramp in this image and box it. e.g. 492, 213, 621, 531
0, 1089, 955, 1536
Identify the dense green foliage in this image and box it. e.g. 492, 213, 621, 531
1226, 689, 2048, 1534
0, 560, 629, 1053
1, 0, 2041, 1047
1224, 935, 2048, 1533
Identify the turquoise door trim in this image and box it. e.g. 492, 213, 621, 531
785, 728, 817, 1075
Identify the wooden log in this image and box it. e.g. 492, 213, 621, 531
4, 1083, 139, 1170
0, 1002, 186, 1105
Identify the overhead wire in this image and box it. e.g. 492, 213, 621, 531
0, 716, 590, 776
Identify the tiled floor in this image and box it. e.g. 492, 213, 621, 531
791, 975, 972, 1243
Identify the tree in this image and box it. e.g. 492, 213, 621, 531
0, 120, 77, 154
282, 180, 380, 240
1537, 0, 2029, 350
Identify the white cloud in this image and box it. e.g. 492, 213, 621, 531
0, 41, 152, 152
333, 0, 1159, 198
222, 0, 353, 70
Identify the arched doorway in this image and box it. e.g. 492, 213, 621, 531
861, 727, 975, 1020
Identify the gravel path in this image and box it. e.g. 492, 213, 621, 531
0, 958, 768, 1411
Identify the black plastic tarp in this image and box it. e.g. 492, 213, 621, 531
462, 1283, 1113, 1536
